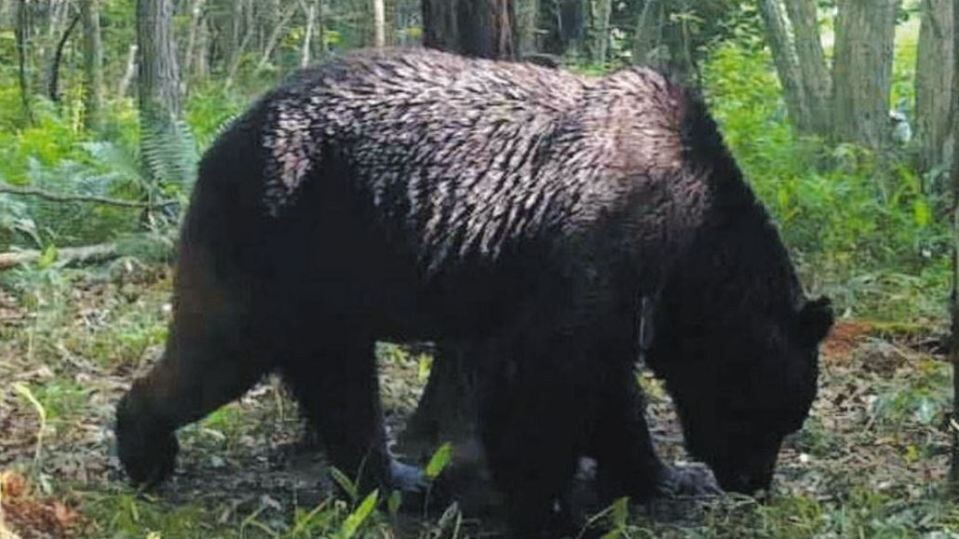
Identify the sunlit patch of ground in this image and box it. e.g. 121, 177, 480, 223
1, 269, 957, 537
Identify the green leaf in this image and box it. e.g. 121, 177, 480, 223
36, 245, 57, 269
387, 490, 402, 518
339, 489, 378, 539
329, 467, 358, 502
912, 199, 930, 228
425, 442, 453, 479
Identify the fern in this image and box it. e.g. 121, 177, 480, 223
140, 119, 199, 193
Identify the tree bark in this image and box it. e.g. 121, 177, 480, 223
949, 0, 959, 493
758, 0, 811, 133
424, 0, 518, 59
915, 0, 955, 179
47, 14, 80, 105
541, 0, 586, 56
182, 0, 207, 85
80, 0, 104, 131
15, 0, 32, 124
118, 44, 138, 97
587, 0, 612, 65
831, 0, 901, 149
372, 0, 386, 48
299, 0, 318, 67
137, 0, 181, 191
783, 0, 831, 135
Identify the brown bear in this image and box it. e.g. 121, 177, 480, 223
115, 48, 832, 537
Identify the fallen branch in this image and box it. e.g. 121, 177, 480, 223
0, 183, 178, 209
0, 243, 118, 271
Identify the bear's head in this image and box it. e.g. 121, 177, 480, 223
646, 198, 834, 495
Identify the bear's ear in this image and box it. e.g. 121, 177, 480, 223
799, 296, 834, 345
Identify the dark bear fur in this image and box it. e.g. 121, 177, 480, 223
115, 48, 832, 536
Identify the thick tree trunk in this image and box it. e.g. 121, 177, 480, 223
80, 0, 104, 131
758, 0, 811, 133
915, 0, 955, 179
783, 0, 831, 135
541, 0, 586, 56
423, 0, 517, 59
831, 0, 901, 149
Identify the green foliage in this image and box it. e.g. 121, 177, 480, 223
703, 43, 948, 321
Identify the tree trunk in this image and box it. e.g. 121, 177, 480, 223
587, 0, 612, 65
372, 0, 386, 48
423, 0, 518, 59
182, 0, 207, 85
406, 0, 518, 454
949, 0, 959, 496
915, 0, 955, 181
758, 0, 811, 133
300, 0, 317, 67
541, 0, 586, 56
949, 0, 959, 493
47, 14, 80, 105
137, 0, 181, 188
517, 0, 540, 54
15, 0, 32, 125
783, 0, 831, 135
118, 44, 138, 97
831, 0, 901, 149
80, 0, 104, 131
422, 0, 459, 51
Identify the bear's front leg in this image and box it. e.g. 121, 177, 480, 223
588, 338, 720, 501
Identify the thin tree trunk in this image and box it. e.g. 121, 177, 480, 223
832, 0, 901, 149
516, 0, 540, 54
372, 0, 386, 48
47, 13, 80, 105
118, 44, 138, 97
16, 0, 32, 124
299, 0, 316, 67
758, 0, 811, 133
182, 0, 206, 85
254, 3, 298, 72
424, 0, 517, 59
80, 0, 104, 131
588, 0, 612, 65
949, 0, 959, 492
915, 0, 955, 179
783, 0, 831, 135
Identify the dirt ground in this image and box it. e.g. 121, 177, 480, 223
0, 269, 955, 538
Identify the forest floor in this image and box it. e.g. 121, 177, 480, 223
1, 266, 957, 538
